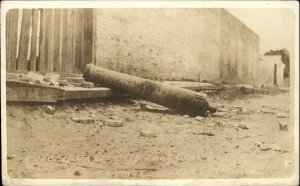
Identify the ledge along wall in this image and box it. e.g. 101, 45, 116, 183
94, 8, 260, 84
6, 9, 94, 74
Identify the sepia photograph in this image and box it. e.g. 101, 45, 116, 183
1, 1, 299, 185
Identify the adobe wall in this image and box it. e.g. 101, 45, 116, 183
94, 9, 221, 82
94, 9, 260, 84
219, 9, 260, 84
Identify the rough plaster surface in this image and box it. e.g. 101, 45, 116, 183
94, 9, 260, 84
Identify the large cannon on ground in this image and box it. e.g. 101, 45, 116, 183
83, 64, 216, 116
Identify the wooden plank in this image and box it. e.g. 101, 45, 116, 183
18, 9, 32, 70
74, 9, 84, 73
83, 9, 93, 68
48, 9, 55, 72
43, 9, 54, 72
26, 10, 33, 69
92, 9, 96, 65
6, 10, 19, 71
61, 9, 68, 73
15, 9, 23, 70
6, 80, 121, 102
58, 10, 63, 73
6, 10, 11, 70
29, 9, 39, 71
61, 9, 75, 73
70, 9, 75, 73
52, 9, 62, 72
38, 9, 47, 71
62, 9, 72, 73
35, 9, 41, 71
6, 80, 64, 102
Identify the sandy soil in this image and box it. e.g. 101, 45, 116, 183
6, 91, 295, 179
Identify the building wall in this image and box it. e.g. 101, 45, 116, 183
94, 9, 259, 83
219, 9, 260, 84
95, 9, 221, 81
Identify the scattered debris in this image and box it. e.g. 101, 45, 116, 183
63, 77, 85, 84
261, 109, 275, 114
71, 117, 95, 124
194, 116, 205, 121
259, 144, 281, 152
74, 170, 81, 176
230, 106, 243, 111
183, 115, 189, 118
58, 79, 68, 86
104, 119, 123, 127
82, 81, 94, 88
140, 103, 172, 114
140, 130, 157, 138
109, 115, 120, 120
236, 123, 249, 130
68, 82, 82, 87
237, 135, 250, 139
192, 131, 214, 136
260, 147, 272, 151
279, 122, 288, 131
19, 76, 31, 83
212, 112, 228, 117
7, 154, 15, 160
217, 108, 231, 113
44, 105, 56, 115
276, 113, 290, 118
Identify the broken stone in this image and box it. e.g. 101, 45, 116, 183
194, 116, 205, 121
64, 77, 85, 83
43, 77, 51, 82
74, 170, 81, 176
104, 119, 123, 127
279, 122, 288, 131
192, 131, 214, 136
261, 109, 275, 114
183, 115, 189, 118
217, 108, 231, 113
19, 76, 31, 83
58, 79, 68, 86
276, 113, 290, 118
237, 123, 249, 130
68, 82, 82, 87
141, 104, 170, 113
231, 109, 240, 114
231, 106, 243, 111
7, 154, 15, 160
212, 112, 228, 117
260, 144, 281, 152
72, 117, 95, 124
109, 115, 119, 120
35, 80, 42, 85
140, 130, 157, 138
82, 81, 94, 88
44, 105, 55, 115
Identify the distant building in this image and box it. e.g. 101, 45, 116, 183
257, 55, 286, 87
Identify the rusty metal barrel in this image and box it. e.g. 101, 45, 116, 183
83, 64, 216, 116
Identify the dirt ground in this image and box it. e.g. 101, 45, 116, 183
6, 90, 295, 179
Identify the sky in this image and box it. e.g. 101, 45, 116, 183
227, 8, 296, 57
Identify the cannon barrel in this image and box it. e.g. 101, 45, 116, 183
83, 64, 216, 116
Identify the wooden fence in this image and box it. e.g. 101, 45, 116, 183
6, 9, 94, 73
